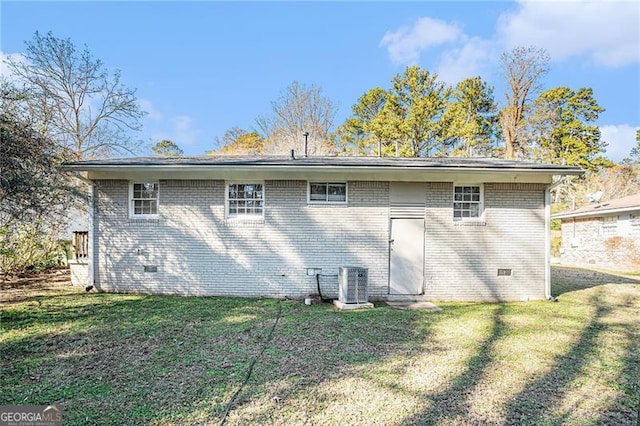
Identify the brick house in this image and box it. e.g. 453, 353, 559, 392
63, 156, 581, 302
552, 193, 640, 269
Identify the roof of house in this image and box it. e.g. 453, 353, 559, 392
552, 193, 640, 220
61, 155, 583, 183
63, 155, 581, 171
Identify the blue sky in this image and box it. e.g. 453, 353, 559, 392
2, 1, 639, 161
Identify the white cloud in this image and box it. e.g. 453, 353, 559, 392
139, 98, 163, 121
171, 115, 200, 146
600, 124, 639, 162
497, 0, 640, 67
148, 115, 201, 149
436, 37, 496, 84
0, 50, 27, 80
382, 2, 639, 74
380, 17, 463, 65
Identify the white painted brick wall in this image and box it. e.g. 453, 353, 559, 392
69, 259, 89, 286
93, 180, 389, 298
424, 182, 546, 301
93, 179, 547, 301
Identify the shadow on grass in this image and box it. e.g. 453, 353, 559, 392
3, 291, 443, 425
551, 265, 640, 297
222, 302, 435, 424
399, 304, 508, 425
0, 292, 286, 425
501, 291, 612, 424
2, 292, 199, 333
593, 293, 640, 426
3, 279, 639, 425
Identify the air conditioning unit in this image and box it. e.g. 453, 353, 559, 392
338, 267, 368, 304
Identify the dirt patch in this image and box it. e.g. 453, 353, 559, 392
0, 269, 72, 303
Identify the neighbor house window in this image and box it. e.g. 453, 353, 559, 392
227, 183, 264, 217
309, 182, 347, 204
600, 216, 618, 237
631, 214, 640, 236
453, 185, 483, 220
130, 182, 159, 217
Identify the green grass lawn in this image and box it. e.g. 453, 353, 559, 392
1, 267, 639, 425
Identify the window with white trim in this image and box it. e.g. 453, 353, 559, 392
631, 214, 640, 237
227, 183, 264, 217
600, 216, 618, 237
453, 185, 483, 220
130, 182, 159, 217
309, 182, 347, 204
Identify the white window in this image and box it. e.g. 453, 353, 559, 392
631, 214, 640, 236
309, 182, 347, 204
601, 216, 618, 237
130, 182, 159, 217
453, 185, 483, 220
227, 183, 264, 217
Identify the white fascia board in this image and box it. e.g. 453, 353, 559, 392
552, 206, 640, 220
77, 165, 572, 184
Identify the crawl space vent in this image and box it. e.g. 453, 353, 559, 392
497, 268, 512, 277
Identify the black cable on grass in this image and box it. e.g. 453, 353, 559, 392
219, 300, 283, 426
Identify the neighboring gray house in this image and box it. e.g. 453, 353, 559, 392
63, 156, 581, 302
552, 193, 640, 269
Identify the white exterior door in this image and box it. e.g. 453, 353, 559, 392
389, 218, 425, 295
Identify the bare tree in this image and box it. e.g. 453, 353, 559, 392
499, 46, 550, 159
257, 81, 337, 156
208, 127, 250, 154
5, 31, 145, 159
556, 165, 640, 208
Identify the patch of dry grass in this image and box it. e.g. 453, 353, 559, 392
1, 269, 639, 425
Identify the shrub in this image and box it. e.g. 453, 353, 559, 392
0, 223, 66, 276
551, 235, 562, 257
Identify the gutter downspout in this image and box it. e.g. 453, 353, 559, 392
544, 176, 566, 300
71, 172, 95, 288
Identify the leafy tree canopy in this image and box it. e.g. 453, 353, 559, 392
209, 129, 265, 155
530, 87, 608, 171
336, 67, 498, 158
152, 140, 183, 157
440, 76, 498, 157
621, 129, 640, 164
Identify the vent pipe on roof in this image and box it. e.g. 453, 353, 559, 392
290, 149, 295, 160
303, 132, 309, 157
587, 191, 604, 203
